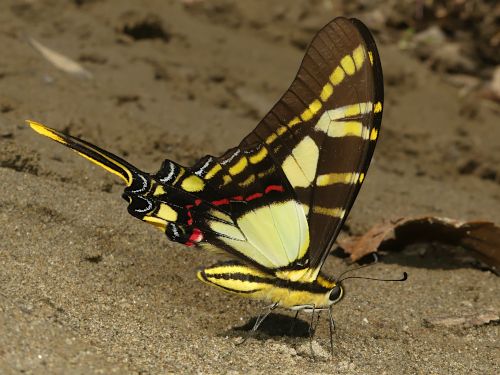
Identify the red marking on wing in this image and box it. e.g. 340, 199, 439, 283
183, 185, 285, 231
185, 242, 194, 246
265, 185, 285, 194
186, 201, 203, 227
212, 198, 230, 206
246, 193, 263, 201
189, 228, 204, 242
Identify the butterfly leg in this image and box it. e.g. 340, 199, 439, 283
310, 309, 322, 337
237, 302, 278, 346
307, 306, 323, 359
328, 307, 336, 355
289, 310, 300, 336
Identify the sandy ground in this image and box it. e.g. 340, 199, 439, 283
1, 1, 499, 374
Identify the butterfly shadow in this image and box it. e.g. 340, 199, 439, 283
334, 241, 496, 275
222, 312, 311, 342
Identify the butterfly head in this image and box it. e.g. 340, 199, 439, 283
328, 284, 344, 305
315, 275, 344, 307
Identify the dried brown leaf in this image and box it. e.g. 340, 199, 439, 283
338, 215, 500, 272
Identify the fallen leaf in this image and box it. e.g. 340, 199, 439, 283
338, 215, 500, 273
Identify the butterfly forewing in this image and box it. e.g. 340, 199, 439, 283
230, 18, 384, 272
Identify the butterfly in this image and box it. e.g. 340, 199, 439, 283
30, 17, 383, 352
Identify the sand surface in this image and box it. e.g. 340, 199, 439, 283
1, 1, 499, 374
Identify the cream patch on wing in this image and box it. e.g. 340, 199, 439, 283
217, 237, 277, 270
236, 201, 309, 269
209, 221, 245, 241
314, 102, 373, 139
281, 136, 319, 188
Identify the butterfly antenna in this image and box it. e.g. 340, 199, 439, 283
335, 253, 380, 282
340, 272, 408, 283
336, 253, 408, 283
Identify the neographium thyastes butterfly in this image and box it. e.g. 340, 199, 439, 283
31, 17, 398, 353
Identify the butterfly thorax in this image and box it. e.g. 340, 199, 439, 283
197, 261, 344, 309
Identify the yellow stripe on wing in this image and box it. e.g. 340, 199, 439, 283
28, 120, 133, 185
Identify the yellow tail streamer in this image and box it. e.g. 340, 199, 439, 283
28, 121, 133, 185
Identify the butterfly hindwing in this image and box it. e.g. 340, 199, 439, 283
176, 17, 383, 279
179, 145, 309, 273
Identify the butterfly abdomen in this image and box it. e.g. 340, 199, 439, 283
198, 261, 340, 309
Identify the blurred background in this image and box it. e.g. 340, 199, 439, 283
1, 1, 499, 374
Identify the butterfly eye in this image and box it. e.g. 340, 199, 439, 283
329, 286, 343, 303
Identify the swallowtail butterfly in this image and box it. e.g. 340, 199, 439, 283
30, 17, 383, 351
